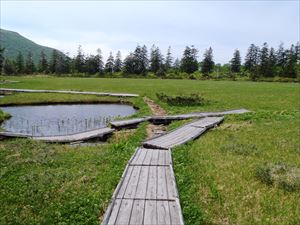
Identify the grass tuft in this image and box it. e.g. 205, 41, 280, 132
156, 92, 208, 106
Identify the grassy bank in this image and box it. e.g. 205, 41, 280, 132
0, 76, 299, 224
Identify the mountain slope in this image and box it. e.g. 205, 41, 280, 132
0, 28, 60, 64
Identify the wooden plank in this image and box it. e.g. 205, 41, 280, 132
142, 149, 153, 165
157, 201, 171, 225
129, 200, 145, 225
130, 148, 143, 165
169, 200, 184, 225
117, 166, 134, 199
150, 150, 160, 165
144, 200, 157, 225
146, 166, 157, 199
124, 166, 142, 199
0, 88, 139, 97
166, 166, 178, 200
158, 150, 166, 166
32, 127, 115, 143
157, 166, 168, 200
110, 117, 149, 128
132, 148, 147, 165
188, 117, 224, 128
115, 199, 134, 225
106, 199, 122, 225
135, 166, 150, 199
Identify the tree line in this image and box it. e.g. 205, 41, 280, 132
0, 42, 299, 80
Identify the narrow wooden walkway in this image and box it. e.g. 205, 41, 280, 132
109, 108, 249, 129
143, 117, 223, 149
101, 147, 184, 225
0, 88, 139, 97
102, 117, 225, 224
0, 127, 114, 143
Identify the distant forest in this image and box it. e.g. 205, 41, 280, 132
0, 42, 299, 81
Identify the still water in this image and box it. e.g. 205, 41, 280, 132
0, 104, 136, 136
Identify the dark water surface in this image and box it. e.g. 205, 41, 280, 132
0, 104, 136, 136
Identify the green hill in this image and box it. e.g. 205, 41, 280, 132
0, 28, 61, 64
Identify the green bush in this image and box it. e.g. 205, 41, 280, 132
156, 92, 208, 106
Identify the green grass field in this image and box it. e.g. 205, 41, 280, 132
0, 76, 299, 224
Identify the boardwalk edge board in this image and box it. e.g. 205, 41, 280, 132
0, 88, 139, 97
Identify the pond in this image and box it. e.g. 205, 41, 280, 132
0, 104, 137, 136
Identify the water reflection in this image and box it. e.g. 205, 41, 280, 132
0, 104, 136, 136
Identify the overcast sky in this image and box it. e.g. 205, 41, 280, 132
1, 0, 299, 63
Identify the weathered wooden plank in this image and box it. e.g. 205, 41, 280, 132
150, 150, 160, 164
158, 150, 166, 166
106, 199, 122, 225
157, 201, 171, 225
135, 166, 150, 199
110, 117, 149, 128
188, 116, 224, 128
115, 199, 134, 225
146, 166, 157, 200
166, 166, 178, 200
169, 200, 184, 225
124, 166, 142, 199
32, 127, 115, 143
0, 88, 139, 97
157, 166, 168, 200
132, 148, 147, 165
142, 149, 153, 165
129, 200, 145, 225
144, 200, 157, 225
116, 165, 134, 199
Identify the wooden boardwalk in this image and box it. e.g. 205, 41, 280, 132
0, 88, 139, 97
143, 117, 223, 149
101, 147, 184, 225
110, 117, 150, 129
0, 127, 114, 143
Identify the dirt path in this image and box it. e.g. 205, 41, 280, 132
143, 96, 167, 138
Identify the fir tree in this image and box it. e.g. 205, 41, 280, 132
150, 45, 164, 74
74, 45, 85, 73
49, 50, 58, 73
283, 44, 298, 78
105, 52, 115, 73
114, 51, 122, 72
180, 46, 198, 74
259, 42, 270, 77
173, 58, 181, 70
244, 44, 260, 80
15, 51, 24, 74
38, 50, 48, 73
165, 46, 173, 70
25, 52, 35, 74
268, 47, 277, 77
96, 48, 104, 74
201, 47, 214, 75
3, 59, 15, 75
230, 49, 241, 73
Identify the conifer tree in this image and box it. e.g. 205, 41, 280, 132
38, 50, 48, 73
230, 49, 241, 73
74, 45, 85, 73
49, 50, 58, 73
173, 58, 181, 70
15, 51, 24, 74
96, 48, 104, 74
259, 42, 270, 77
201, 47, 214, 75
283, 44, 298, 78
268, 47, 277, 77
3, 59, 15, 75
180, 46, 198, 74
165, 46, 173, 70
150, 45, 164, 74
25, 52, 35, 74
114, 51, 122, 72
105, 52, 115, 73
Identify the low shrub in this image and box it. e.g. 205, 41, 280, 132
156, 92, 208, 106
256, 162, 300, 192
